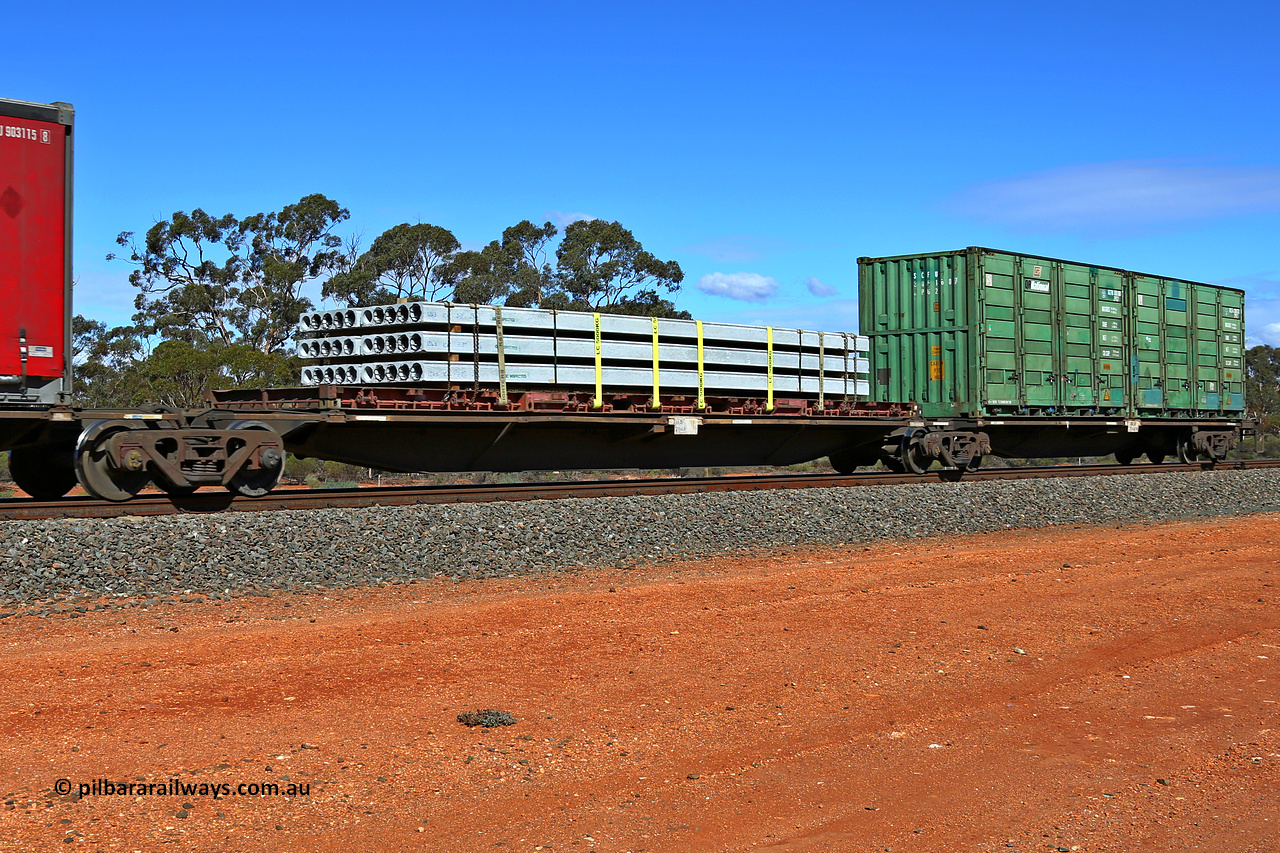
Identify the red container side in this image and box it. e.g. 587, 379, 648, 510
0, 100, 72, 387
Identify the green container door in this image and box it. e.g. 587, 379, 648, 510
975, 253, 1059, 410
1132, 277, 1165, 411
1130, 277, 1245, 416
978, 254, 1018, 409
977, 255, 1125, 414
1191, 285, 1245, 412
1094, 268, 1128, 410
860, 252, 977, 417
1222, 294, 1246, 410
1012, 256, 1057, 409
1059, 263, 1096, 409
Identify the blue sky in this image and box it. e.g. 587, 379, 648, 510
10, 1, 1280, 343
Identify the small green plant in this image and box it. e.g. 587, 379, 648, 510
322, 480, 360, 490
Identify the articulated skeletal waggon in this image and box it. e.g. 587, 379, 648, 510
0, 96, 1255, 502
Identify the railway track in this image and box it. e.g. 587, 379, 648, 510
1, 457, 1278, 521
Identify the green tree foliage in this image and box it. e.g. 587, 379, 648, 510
453, 220, 558, 307
72, 314, 143, 407
72, 315, 297, 407
127, 340, 230, 408
553, 219, 687, 317
109, 194, 349, 354
333, 217, 690, 318
84, 203, 691, 406
324, 223, 460, 306
1245, 344, 1280, 431
91, 194, 348, 406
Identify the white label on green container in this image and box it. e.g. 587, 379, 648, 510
1024, 279, 1050, 293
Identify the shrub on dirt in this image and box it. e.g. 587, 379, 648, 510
457, 709, 517, 728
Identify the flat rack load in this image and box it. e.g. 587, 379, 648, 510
295, 302, 871, 410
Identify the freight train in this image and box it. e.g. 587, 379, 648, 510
0, 96, 1255, 502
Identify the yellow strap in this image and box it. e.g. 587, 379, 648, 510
651, 316, 660, 409
766, 326, 775, 413
841, 332, 850, 400
592, 312, 603, 409
696, 320, 705, 411
817, 331, 824, 409
495, 306, 507, 407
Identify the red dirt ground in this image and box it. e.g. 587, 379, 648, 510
0, 514, 1276, 852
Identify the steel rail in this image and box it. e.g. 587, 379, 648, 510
2, 458, 1278, 521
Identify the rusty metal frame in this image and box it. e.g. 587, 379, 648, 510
101, 426, 283, 489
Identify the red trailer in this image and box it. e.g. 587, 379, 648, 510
0, 97, 74, 405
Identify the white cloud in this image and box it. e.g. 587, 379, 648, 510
697, 271, 780, 302
1254, 323, 1280, 346
949, 160, 1280, 231
1245, 296, 1280, 346
547, 210, 596, 227
805, 276, 836, 297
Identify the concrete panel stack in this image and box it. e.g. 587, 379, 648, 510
296, 302, 870, 403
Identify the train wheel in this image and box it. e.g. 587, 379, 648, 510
8, 446, 78, 500
75, 422, 151, 502
901, 438, 930, 475
1115, 450, 1135, 466
1147, 452, 1166, 464
827, 449, 859, 475
225, 420, 284, 498
1176, 437, 1197, 465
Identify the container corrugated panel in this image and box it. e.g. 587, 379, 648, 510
858, 247, 1246, 418
0, 97, 74, 403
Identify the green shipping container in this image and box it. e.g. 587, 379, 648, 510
858, 248, 1246, 419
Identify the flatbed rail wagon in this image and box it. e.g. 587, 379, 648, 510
0, 96, 1257, 503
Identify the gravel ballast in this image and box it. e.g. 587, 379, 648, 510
2, 469, 1279, 610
